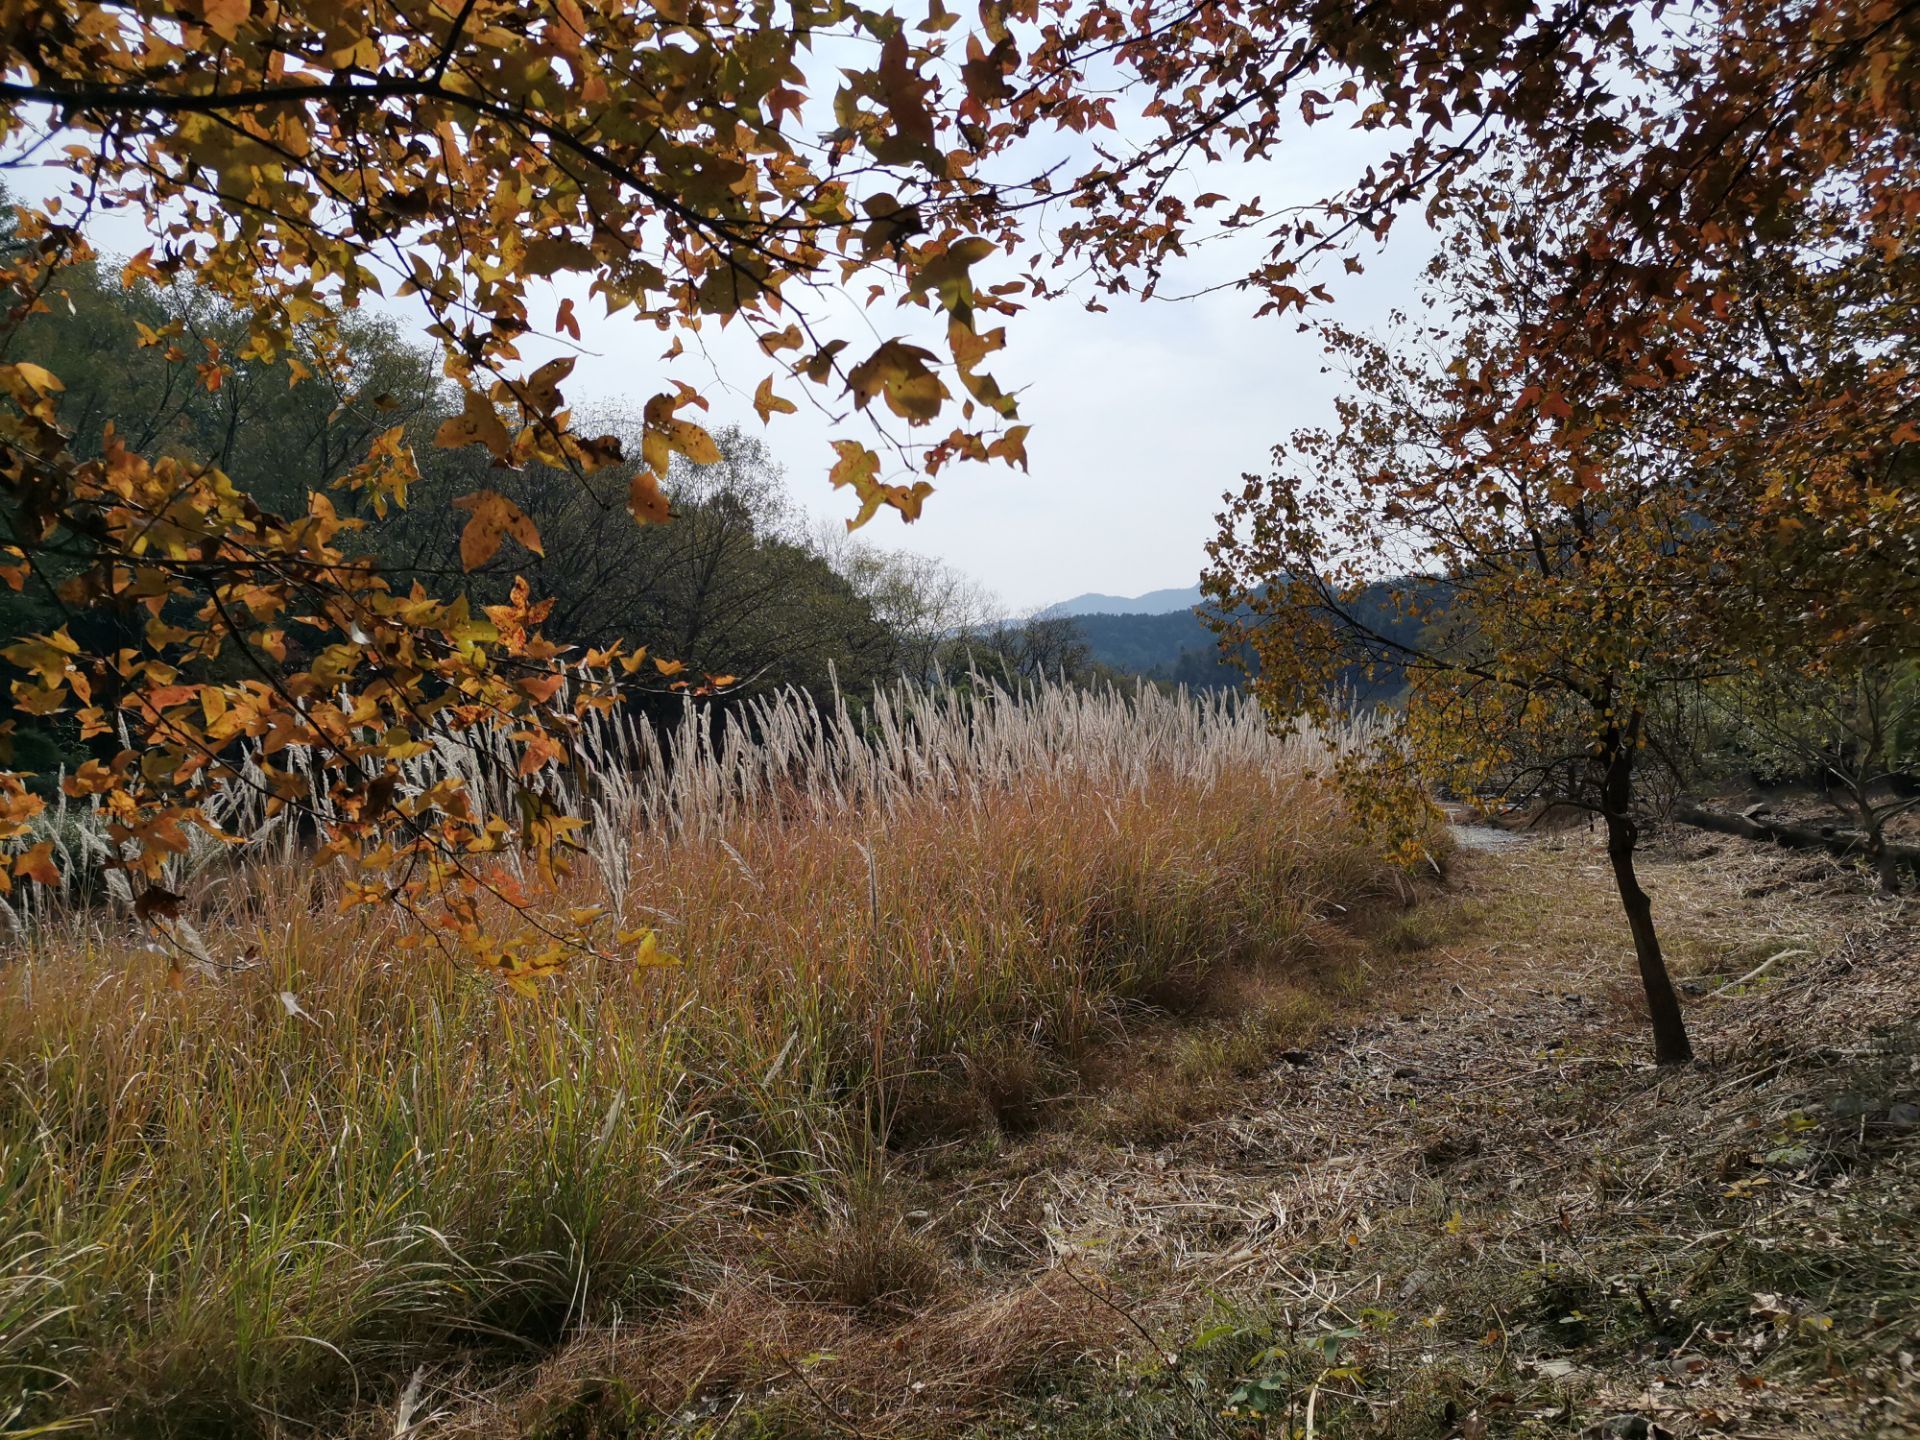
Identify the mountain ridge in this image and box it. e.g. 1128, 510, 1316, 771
1040, 585, 1205, 619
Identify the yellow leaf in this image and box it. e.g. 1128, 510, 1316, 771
753, 375, 797, 423
435, 389, 513, 462
662, 417, 720, 465
828, 438, 880, 495
617, 928, 681, 967
847, 338, 948, 422
451, 490, 544, 571
12, 361, 63, 395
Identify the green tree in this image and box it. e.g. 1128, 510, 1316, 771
373, 423, 897, 698
1702, 658, 1920, 891
814, 534, 998, 683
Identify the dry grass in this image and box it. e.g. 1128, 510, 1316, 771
969, 831, 1920, 1440
0, 679, 1406, 1436
440, 1267, 1119, 1440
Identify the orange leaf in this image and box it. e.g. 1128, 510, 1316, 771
628, 469, 672, 525
13, 841, 57, 887
452, 491, 544, 571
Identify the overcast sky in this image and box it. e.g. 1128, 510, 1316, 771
9, 93, 1434, 615
546, 123, 1435, 613
582, 226, 1429, 613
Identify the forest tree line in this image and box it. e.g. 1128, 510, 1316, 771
0, 228, 1135, 783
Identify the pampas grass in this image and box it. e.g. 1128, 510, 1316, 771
0, 677, 1395, 1433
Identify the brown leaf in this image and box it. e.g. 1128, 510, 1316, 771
435, 389, 514, 462
876, 30, 937, 149
522, 356, 576, 416
134, 885, 185, 924
452, 490, 544, 571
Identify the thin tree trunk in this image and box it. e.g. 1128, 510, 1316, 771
1869, 827, 1901, 893
1604, 814, 1694, 1064
1602, 726, 1693, 1065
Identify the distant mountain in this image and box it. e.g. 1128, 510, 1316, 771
1059, 580, 1430, 698
1073, 608, 1243, 690
1042, 585, 1205, 618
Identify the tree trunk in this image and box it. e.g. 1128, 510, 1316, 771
1602, 723, 1693, 1065
1604, 813, 1694, 1064
1869, 827, 1902, 894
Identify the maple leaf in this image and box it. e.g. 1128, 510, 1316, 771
12, 841, 58, 887
847, 339, 948, 422
436, 389, 514, 463
134, 885, 186, 924
520, 356, 576, 416
753, 375, 797, 422
452, 491, 544, 571
876, 30, 937, 152
628, 468, 672, 525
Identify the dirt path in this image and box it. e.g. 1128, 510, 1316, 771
957, 832, 1920, 1439
1018, 830, 1899, 1279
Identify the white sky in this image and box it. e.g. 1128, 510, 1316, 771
8, 81, 1434, 614
595, 225, 1428, 613
548, 117, 1434, 612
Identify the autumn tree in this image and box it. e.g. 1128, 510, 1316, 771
0, 210, 445, 779
381, 423, 898, 698
0, 0, 1034, 970
1204, 205, 1814, 1065
1027, 0, 1917, 648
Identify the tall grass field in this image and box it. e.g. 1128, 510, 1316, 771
0, 678, 1399, 1434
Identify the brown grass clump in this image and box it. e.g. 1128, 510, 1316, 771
772, 1167, 947, 1314
457, 1267, 1118, 1440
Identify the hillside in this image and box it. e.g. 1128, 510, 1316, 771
1067, 582, 1433, 696
1073, 607, 1245, 689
